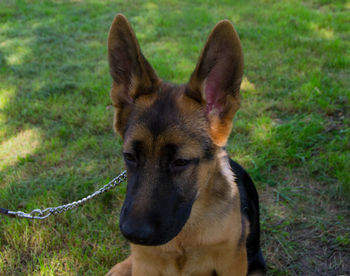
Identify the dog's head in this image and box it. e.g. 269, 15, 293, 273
108, 14, 243, 246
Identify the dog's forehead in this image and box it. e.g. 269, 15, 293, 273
123, 117, 204, 156
123, 123, 202, 155
141, 85, 184, 137
123, 84, 210, 156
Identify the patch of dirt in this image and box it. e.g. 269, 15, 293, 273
325, 107, 349, 133
259, 169, 350, 275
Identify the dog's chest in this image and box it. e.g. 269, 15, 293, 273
133, 241, 238, 276
171, 246, 223, 275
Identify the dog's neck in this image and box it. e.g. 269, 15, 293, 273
189, 147, 240, 223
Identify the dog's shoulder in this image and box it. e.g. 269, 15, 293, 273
229, 159, 266, 274
229, 158, 260, 241
229, 159, 259, 215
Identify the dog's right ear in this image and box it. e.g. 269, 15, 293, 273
108, 14, 160, 135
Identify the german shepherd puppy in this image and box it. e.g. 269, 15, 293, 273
106, 14, 266, 276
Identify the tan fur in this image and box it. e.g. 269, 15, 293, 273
107, 256, 132, 276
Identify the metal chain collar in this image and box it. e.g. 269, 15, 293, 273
0, 170, 127, 220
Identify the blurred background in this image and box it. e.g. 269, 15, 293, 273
0, 0, 349, 275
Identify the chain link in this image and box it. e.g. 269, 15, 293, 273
2, 170, 127, 220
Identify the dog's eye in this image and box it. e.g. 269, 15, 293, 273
173, 159, 190, 167
123, 153, 136, 163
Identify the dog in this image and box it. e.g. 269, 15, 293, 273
106, 14, 266, 276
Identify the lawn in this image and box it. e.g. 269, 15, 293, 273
0, 0, 349, 275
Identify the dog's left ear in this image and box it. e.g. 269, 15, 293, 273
187, 20, 244, 147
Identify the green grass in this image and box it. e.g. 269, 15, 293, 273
0, 0, 349, 275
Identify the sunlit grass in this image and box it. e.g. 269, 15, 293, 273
241, 77, 256, 94
0, 86, 15, 109
0, 128, 41, 171
309, 22, 336, 40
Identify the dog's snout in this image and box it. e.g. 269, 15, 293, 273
120, 219, 155, 245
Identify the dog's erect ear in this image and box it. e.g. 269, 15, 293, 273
108, 14, 160, 135
187, 20, 244, 147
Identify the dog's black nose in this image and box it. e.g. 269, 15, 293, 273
120, 219, 155, 245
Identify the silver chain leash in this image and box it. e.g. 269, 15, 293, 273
0, 170, 127, 220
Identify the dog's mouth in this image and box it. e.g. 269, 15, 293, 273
119, 198, 195, 246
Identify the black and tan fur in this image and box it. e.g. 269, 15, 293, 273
106, 14, 266, 276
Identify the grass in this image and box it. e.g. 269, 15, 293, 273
0, 0, 349, 275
